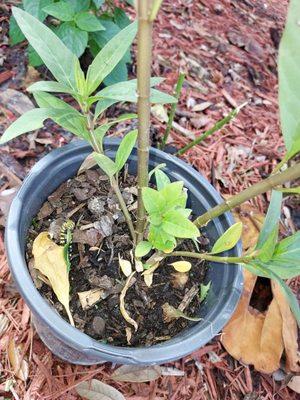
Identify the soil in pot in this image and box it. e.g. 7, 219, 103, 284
26, 167, 209, 347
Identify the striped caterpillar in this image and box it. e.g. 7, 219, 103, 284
60, 220, 75, 272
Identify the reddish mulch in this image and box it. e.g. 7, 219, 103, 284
0, 0, 299, 399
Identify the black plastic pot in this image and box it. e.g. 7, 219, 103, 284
6, 139, 243, 365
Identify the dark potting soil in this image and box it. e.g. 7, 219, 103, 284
26, 168, 209, 347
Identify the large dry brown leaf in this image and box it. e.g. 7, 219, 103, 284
32, 232, 74, 325
111, 365, 162, 382
8, 339, 29, 382
222, 270, 284, 373
75, 379, 125, 400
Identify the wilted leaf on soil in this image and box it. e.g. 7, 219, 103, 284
118, 254, 132, 277
120, 272, 138, 331
75, 379, 125, 400
288, 376, 300, 394
111, 365, 162, 382
78, 289, 106, 310
8, 339, 29, 382
162, 303, 201, 323
32, 232, 74, 325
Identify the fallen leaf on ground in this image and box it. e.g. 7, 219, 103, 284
118, 254, 132, 277
8, 339, 29, 382
78, 289, 106, 310
0, 314, 9, 337
32, 232, 74, 325
288, 375, 300, 394
162, 302, 201, 323
222, 269, 299, 373
142, 262, 160, 287
120, 272, 138, 331
111, 365, 162, 382
75, 379, 125, 400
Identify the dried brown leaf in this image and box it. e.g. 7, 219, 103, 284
120, 272, 138, 331
111, 365, 162, 382
78, 289, 106, 310
0, 313, 9, 337
75, 379, 125, 400
162, 302, 201, 323
32, 232, 74, 325
288, 375, 300, 394
8, 339, 29, 382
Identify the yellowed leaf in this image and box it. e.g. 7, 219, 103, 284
135, 260, 144, 272
32, 232, 74, 326
8, 339, 29, 382
120, 272, 138, 331
142, 262, 159, 287
118, 254, 132, 277
169, 261, 192, 273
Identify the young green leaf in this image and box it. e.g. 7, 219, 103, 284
75, 12, 105, 32
0, 108, 51, 144
148, 225, 176, 252
12, 7, 77, 89
9, 15, 25, 45
135, 241, 152, 258
142, 187, 164, 215
74, 59, 86, 96
93, 152, 117, 178
155, 169, 171, 190
256, 190, 282, 262
43, 1, 75, 21
160, 181, 186, 210
210, 222, 243, 254
162, 210, 200, 239
278, 0, 300, 161
24, 0, 51, 21
199, 282, 211, 303
55, 22, 88, 57
115, 130, 138, 172
27, 81, 75, 94
66, 0, 90, 12
86, 20, 138, 94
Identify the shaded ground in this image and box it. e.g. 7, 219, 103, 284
0, 0, 299, 399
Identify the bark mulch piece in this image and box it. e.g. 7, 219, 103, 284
0, 0, 299, 399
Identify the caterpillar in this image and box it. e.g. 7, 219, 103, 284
60, 220, 75, 272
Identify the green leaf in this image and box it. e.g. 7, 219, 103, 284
277, 186, 300, 194
93, 152, 117, 178
0, 108, 51, 144
9, 16, 25, 45
94, 98, 117, 120
114, 7, 131, 29
211, 222, 243, 254
155, 169, 171, 190
148, 225, 176, 251
28, 45, 43, 67
74, 59, 86, 96
115, 130, 138, 172
244, 262, 300, 326
24, 0, 53, 21
86, 20, 137, 94
28, 81, 75, 94
66, 0, 90, 12
199, 281, 211, 302
43, 1, 75, 21
278, 0, 300, 160
162, 210, 200, 239
92, 0, 104, 8
142, 187, 164, 215
135, 241, 152, 258
12, 7, 77, 89
75, 12, 105, 32
160, 181, 186, 210
256, 190, 282, 262
95, 79, 176, 104
55, 22, 88, 57
33, 92, 88, 138
103, 61, 128, 86
95, 77, 164, 103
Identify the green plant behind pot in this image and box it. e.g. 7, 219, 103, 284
9, 0, 133, 85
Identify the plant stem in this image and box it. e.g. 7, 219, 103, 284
194, 162, 300, 227
167, 251, 252, 264
136, 0, 153, 242
159, 72, 185, 150
83, 110, 136, 241
176, 102, 247, 156
110, 178, 136, 242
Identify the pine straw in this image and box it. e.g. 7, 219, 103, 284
1, 0, 299, 398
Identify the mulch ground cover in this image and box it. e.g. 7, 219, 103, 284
0, 0, 299, 398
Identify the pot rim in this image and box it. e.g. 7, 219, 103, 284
6, 139, 243, 364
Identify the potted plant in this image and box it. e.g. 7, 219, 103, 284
1, 1, 300, 365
